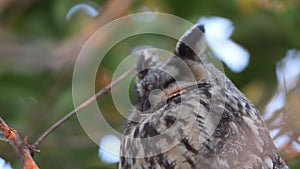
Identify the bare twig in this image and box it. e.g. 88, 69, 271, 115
33, 49, 156, 148
0, 117, 39, 169
33, 66, 135, 148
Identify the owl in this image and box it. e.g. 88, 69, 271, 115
119, 23, 289, 169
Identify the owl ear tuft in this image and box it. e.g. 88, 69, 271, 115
136, 52, 150, 79
136, 50, 158, 79
175, 24, 206, 60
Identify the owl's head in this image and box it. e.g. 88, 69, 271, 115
135, 24, 210, 113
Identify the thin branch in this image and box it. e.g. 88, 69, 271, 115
0, 117, 39, 169
33, 66, 135, 148
32, 49, 156, 148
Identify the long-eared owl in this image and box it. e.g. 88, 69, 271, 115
119, 23, 289, 169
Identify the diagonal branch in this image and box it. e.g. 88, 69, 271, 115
32, 65, 136, 148
32, 49, 156, 149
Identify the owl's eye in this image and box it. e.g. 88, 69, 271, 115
165, 88, 185, 105
166, 92, 182, 104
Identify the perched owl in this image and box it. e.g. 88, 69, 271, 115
119, 24, 289, 169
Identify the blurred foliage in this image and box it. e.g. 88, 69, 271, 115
0, 0, 299, 168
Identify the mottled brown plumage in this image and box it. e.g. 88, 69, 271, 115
119, 24, 289, 169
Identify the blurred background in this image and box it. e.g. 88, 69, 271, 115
0, 0, 299, 168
